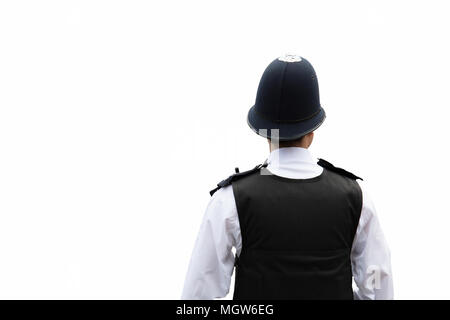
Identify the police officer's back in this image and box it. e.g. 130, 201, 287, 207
182, 55, 393, 300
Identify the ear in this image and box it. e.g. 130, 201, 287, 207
305, 131, 314, 147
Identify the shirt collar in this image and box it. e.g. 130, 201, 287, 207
266, 147, 323, 179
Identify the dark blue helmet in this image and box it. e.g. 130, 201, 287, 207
247, 55, 326, 141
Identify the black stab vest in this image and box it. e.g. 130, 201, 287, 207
231, 167, 362, 300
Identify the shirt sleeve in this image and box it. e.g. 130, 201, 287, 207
181, 185, 241, 300
351, 180, 394, 300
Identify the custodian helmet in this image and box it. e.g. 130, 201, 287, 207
247, 55, 326, 141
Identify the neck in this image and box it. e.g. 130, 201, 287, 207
269, 133, 313, 152
270, 142, 310, 152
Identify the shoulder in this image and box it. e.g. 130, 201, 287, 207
318, 158, 363, 205
317, 158, 363, 181
207, 184, 236, 213
209, 162, 267, 196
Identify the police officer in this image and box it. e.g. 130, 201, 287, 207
182, 55, 393, 300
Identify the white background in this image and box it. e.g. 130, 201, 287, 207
0, 0, 449, 299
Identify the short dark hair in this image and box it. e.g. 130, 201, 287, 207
269, 135, 306, 148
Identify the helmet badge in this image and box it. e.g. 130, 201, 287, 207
277, 54, 302, 63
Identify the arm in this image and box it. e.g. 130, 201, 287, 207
181, 186, 241, 299
351, 181, 394, 299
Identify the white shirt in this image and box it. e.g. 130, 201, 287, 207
182, 147, 393, 300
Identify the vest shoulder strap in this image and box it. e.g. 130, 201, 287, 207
210, 161, 268, 196
317, 158, 363, 181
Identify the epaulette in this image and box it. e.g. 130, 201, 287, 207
317, 158, 363, 181
209, 161, 268, 196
